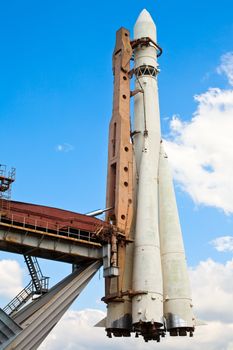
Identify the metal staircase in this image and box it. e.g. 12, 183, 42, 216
3, 256, 49, 316
3, 281, 34, 316
24, 256, 48, 294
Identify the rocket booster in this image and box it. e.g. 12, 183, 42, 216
159, 144, 195, 336
132, 9, 195, 339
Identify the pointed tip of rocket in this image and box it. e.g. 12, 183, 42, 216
134, 9, 157, 41
136, 9, 154, 24
159, 141, 169, 159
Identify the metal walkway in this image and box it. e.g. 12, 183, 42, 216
0, 200, 109, 265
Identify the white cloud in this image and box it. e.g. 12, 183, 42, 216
39, 310, 233, 350
55, 143, 74, 152
164, 52, 233, 213
39, 259, 233, 350
0, 259, 24, 299
39, 309, 111, 350
165, 85, 233, 213
190, 258, 233, 323
217, 52, 233, 86
210, 236, 233, 252
169, 114, 183, 133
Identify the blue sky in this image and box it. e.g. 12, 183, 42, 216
1, 1, 233, 349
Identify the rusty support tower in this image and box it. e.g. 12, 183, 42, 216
0, 165, 15, 214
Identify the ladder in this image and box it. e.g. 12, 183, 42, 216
24, 256, 45, 293
3, 281, 34, 315
3, 256, 49, 316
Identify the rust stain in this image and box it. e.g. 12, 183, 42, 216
1, 199, 110, 233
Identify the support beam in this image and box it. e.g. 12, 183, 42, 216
0, 309, 22, 346
3, 260, 102, 350
0, 229, 102, 263
104, 27, 135, 337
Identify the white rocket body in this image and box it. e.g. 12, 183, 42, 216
131, 9, 195, 339
158, 145, 195, 334
132, 10, 163, 331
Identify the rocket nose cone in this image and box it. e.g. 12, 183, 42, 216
134, 9, 157, 41
136, 9, 154, 23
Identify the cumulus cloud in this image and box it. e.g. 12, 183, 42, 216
210, 236, 233, 252
55, 143, 74, 152
190, 258, 233, 323
0, 259, 24, 299
169, 114, 183, 132
165, 85, 233, 213
39, 311, 233, 350
164, 52, 233, 213
39, 309, 111, 350
217, 52, 233, 86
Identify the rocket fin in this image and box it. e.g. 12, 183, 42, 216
94, 317, 106, 327
195, 319, 207, 326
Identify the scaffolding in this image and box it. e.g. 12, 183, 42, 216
0, 165, 16, 214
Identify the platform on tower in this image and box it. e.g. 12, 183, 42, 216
0, 200, 111, 264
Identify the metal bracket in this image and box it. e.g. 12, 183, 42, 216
130, 36, 163, 57
130, 89, 143, 97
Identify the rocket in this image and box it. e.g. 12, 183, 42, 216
131, 9, 164, 340
102, 9, 195, 342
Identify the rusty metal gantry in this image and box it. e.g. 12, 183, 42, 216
0, 197, 109, 349
0, 28, 136, 349
0, 168, 111, 348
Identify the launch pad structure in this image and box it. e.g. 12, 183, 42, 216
0, 9, 195, 350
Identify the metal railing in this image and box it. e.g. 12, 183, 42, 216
24, 256, 49, 293
3, 275, 50, 316
3, 281, 34, 315
0, 165, 16, 180
40, 277, 49, 292
0, 211, 101, 244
